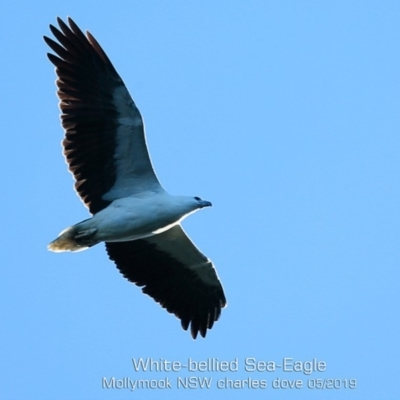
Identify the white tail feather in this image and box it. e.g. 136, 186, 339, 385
47, 226, 89, 252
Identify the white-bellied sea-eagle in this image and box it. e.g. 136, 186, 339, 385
44, 17, 226, 339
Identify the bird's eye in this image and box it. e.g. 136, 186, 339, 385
194, 196, 201, 201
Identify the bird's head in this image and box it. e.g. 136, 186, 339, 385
173, 195, 212, 217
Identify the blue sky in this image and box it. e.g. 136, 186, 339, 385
1, 1, 399, 399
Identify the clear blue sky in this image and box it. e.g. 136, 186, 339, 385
1, 1, 399, 399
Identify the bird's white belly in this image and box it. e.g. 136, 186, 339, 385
85, 197, 182, 242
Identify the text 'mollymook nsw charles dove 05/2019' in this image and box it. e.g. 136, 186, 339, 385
44, 17, 226, 339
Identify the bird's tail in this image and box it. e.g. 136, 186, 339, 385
48, 225, 96, 252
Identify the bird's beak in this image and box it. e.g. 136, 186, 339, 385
200, 200, 212, 208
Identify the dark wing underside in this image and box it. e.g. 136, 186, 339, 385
105, 225, 227, 339
44, 17, 160, 214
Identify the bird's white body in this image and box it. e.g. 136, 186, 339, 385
49, 192, 202, 252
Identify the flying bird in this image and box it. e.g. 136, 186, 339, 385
44, 17, 226, 339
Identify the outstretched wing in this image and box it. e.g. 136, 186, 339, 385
105, 225, 227, 339
44, 17, 162, 214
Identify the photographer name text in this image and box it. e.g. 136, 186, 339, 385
102, 357, 357, 391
